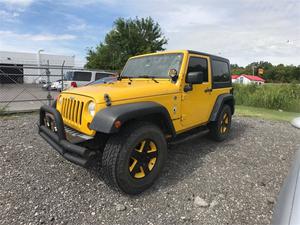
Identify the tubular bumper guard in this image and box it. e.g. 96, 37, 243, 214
38, 105, 94, 167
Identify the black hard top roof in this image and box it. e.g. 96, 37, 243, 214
188, 50, 229, 63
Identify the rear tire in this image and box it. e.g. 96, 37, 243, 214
208, 104, 232, 142
102, 122, 167, 195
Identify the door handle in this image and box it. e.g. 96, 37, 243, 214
204, 88, 212, 93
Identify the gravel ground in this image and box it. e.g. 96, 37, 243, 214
1, 113, 300, 225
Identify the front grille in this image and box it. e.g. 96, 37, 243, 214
61, 98, 84, 125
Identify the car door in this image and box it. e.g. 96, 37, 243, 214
181, 54, 214, 128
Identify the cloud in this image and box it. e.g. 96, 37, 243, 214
30, 34, 76, 41
0, 9, 20, 22
114, 0, 300, 66
0, 0, 299, 66
0, 30, 84, 65
0, 31, 78, 61
57, 0, 118, 7
67, 22, 87, 31
66, 16, 88, 31
0, 0, 34, 23
0, 30, 76, 41
0, 0, 34, 7
54, 0, 298, 65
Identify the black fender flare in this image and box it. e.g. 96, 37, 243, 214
209, 94, 235, 122
89, 102, 176, 135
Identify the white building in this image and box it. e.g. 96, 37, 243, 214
0, 51, 75, 84
232, 74, 265, 85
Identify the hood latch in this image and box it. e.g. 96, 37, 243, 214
104, 93, 111, 107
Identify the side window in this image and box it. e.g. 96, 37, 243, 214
187, 57, 208, 82
212, 60, 230, 83
73, 72, 92, 81
95, 73, 110, 81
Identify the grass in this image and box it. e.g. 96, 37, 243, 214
233, 83, 300, 112
235, 105, 300, 122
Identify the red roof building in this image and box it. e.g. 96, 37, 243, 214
231, 74, 265, 84
231, 75, 240, 80
241, 75, 265, 82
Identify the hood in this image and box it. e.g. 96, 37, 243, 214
62, 79, 179, 104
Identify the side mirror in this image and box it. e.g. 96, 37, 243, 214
186, 71, 204, 84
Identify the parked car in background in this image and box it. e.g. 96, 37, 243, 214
38, 78, 47, 84
272, 149, 300, 225
39, 79, 51, 90
41, 81, 50, 90
41, 79, 62, 91
50, 79, 63, 91
62, 70, 115, 90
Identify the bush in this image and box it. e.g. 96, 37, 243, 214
233, 83, 300, 112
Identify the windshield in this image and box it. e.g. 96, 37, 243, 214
121, 53, 183, 78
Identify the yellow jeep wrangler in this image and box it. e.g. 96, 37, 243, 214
39, 50, 234, 194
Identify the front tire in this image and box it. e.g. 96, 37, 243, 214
102, 122, 167, 195
208, 104, 232, 141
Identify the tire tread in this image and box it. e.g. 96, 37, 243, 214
102, 121, 166, 194
208, 104, 232, 142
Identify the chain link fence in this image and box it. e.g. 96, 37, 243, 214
0, 62, 83, 114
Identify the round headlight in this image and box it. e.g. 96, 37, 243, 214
88, 101, 96, 116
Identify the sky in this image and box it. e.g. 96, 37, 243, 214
0, 0, 299, 67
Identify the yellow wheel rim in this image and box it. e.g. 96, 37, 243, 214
220, 112, 229, 134
129, 140, 158, 179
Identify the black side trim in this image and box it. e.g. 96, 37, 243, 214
38, 105, 95, 167
209, 94, 235, 121
89, 102, 176, 136
212, 81, 232, 89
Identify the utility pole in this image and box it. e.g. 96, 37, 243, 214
61, 60, 65, 92
37, 49, 44, 82
252, 65, 257, 76
46, 60, 51, 106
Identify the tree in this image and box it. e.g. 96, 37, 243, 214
85, 17, 168, 70
231, 64, 246, 75
231, 62, 300, 83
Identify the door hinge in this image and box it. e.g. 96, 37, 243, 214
204, 88, 213, 93
181, 93, 187, 101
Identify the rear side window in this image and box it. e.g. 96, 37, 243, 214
73, 72, 92, 81
95, 73, 111, 81
212, 60, 230, 83
187, 57, 208, 82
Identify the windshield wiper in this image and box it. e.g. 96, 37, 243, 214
120, 76, 133, 82
137, 75, 159, 83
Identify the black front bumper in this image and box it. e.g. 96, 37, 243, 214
38, 105, 95, 167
